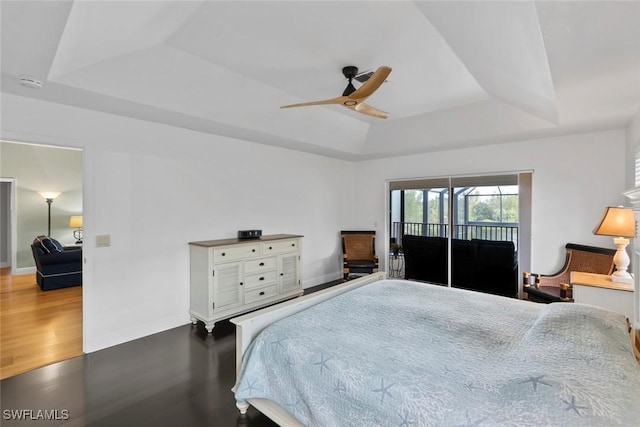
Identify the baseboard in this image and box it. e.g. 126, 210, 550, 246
84, 313, 188, 353
302, 271, 343, 289
12, 266, 36, 275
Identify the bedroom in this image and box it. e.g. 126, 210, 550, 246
1, 0, 639, 425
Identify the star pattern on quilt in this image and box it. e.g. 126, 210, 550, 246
334, 380, 346, 396
541, 328, 554, 337
372, 378, 394, 403
464, 381, 477, 391
578, 355, 596, 365
271, 337, 287, 348
313, 354, 332, 374
398, 410, 414, 426
241, 379, 260, 394
561, 396, 588, 416
284, 357, 293, 368
519, 375, 552, 391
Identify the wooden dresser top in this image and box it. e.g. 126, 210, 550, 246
189, 234, 303, 248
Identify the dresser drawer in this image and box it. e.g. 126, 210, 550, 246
244, 284, 278, 304
244, 256, 277, 274
245, 270, 278, 289
213, 244, 260, 262
262, 239, 299, 254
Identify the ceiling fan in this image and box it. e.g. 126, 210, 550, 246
281, 65, 392, 119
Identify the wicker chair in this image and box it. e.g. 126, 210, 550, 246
523, 243, 616, 303
341, 231, 379, 280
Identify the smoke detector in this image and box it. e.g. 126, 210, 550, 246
19, 77, 43, 89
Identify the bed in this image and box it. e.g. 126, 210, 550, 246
232, 273, 640, 426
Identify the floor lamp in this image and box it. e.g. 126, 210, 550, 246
38, 192, 61, 236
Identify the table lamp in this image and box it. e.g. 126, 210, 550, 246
593, 206, 636, 284
69, 215, 83, 244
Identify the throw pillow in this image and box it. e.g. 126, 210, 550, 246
33, 235, 63, 254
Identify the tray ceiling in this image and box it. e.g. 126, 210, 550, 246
2, 1, 639, 160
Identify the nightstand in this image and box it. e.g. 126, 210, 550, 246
570, 272, 634, 320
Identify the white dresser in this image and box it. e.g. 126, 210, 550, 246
189, 234, 303, 332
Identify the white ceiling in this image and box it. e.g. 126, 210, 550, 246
2, 1, 639, 160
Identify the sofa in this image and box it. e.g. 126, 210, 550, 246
31, 236, 82, 290
402, 234, 518, 298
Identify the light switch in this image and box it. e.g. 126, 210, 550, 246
96, 234, 111, 247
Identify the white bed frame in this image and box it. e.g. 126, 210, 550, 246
230, 272, 387, 425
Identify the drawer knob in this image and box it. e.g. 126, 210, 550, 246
221, 252, 226, 256
259, 277, 265, 281
269, 246, 273, 250
259, 262, 265, 266
291, 243, 295, 246
252, 249, 256, 252
240, 282, 243, 286
259, 291, 265, 296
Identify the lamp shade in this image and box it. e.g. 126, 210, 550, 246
38, 191, 61, 200
69, 215, 83, 228
593, 206, 636, 238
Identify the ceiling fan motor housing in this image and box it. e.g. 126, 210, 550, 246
342, 66, 359, 79
342, 66, 359, 96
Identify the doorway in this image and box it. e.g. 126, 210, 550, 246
0, 179, 13, 269
0, 141, 83, 378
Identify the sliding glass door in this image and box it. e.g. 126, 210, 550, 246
389, 173, 531, 290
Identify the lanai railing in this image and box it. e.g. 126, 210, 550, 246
392, 221, 518, 247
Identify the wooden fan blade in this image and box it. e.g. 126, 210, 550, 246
280, 96, 345, 109
348, 66, 392, 100
355, 102, 389, 119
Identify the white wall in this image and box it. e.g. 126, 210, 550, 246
1, 94, 353, 352
353, 130, 627, 275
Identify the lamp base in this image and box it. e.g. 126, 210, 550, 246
611, 237, 633, 284
611, 273, 633, 284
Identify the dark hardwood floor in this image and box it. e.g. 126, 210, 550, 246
0, 280, 343, 427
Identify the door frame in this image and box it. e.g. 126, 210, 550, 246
0, 178, 17, 273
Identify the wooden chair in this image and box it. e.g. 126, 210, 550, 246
341, 231, 379, 280
523, 243, 616, 303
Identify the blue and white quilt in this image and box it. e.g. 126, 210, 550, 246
234, 279, 640, 426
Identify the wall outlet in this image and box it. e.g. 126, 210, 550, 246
96, 234, 111, 248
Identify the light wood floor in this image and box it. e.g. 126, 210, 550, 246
0, 267, 83, 379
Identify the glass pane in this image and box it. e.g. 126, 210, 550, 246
451, 184, 519, 290
403, 190, 423, 223
453, 185, 519, 242
426, 188, 448, 238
